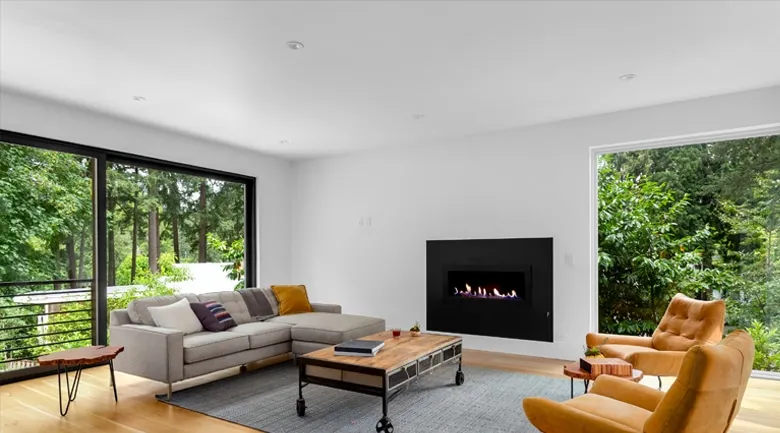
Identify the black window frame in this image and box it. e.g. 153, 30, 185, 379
0, 129, 257, 384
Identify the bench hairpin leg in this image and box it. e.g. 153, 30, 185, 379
57, 362, 83, 416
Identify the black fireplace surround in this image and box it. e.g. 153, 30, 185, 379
426, 238, 553, 342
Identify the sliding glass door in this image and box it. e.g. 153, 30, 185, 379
0, 130, 256, 383
0, 141, 97, 374
105, 162, 248, 318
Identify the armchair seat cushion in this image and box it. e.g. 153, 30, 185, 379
227, 321, 292, 349
565, 394, 652, 432
600, 344, 658, 362
268, 312, 385, 345
183, 332, 249, 363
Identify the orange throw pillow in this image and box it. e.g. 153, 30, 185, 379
271, 285, 313, 316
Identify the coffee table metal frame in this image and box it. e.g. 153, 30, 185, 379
297, 340, 464, 433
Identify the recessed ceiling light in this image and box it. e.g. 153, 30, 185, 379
133, 96, 146, 101
286, 41, 304, 50
618, 73, 637, 81
279, 140, 290, 145
412, 114, 425, 120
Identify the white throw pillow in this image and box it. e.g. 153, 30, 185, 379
147, 298, 203, 335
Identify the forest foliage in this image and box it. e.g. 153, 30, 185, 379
0, 142, 246, 369
598, 134, 780, 371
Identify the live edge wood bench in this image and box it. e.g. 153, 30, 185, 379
38, 345, 124, 416
297, 331, 464, 433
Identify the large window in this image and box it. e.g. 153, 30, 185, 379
106, 162, 248, 306
0, 131, 255, 382
0, 143, 96, 373
597, 134, 780, 372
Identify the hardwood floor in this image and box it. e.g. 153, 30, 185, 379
1, 350, 778, 433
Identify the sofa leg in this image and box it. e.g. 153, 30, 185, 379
167, 383, 173, 400
657, 376, 662, 390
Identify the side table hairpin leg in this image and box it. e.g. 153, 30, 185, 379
109, 359, 118, 402
56, 363, 84, 416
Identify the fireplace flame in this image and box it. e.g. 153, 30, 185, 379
452, 284, 519, 300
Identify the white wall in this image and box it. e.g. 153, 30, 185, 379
291, 86, 780, 360
0, 90, 293, 287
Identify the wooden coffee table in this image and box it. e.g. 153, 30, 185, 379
297, 331, 463, 433
563, 360, 643, 398
38, 345, 124, 416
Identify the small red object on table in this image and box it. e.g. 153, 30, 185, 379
38, 345, 124, 416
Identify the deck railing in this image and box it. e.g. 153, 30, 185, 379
0, 279, 95, 373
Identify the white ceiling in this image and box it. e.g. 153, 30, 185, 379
1, 1, 779, 159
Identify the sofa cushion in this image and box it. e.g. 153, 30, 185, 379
271, 285, 313, 316
227, 322, 292, 349
148, 298, 204, 335
268, 312, 385, 345
127, 294, 198, 326
196, 291, 252, 324
191, 301, 237, 332
182, 332, 249, 364
238, 287, 279, 320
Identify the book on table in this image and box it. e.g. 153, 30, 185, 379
334, 340, 385, 357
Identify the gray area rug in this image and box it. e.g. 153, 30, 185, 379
159, 361, 571, 432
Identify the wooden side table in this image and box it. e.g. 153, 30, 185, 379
563, 361, 643, 398
38, 345, 124, 416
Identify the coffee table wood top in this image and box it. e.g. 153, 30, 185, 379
563, 360, 643, 382
38, 345, 124, 366
301, 331, 461, 372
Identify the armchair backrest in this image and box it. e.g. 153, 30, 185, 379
651, 293, 725, 351
644, 330, 755, 433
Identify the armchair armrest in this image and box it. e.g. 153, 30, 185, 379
586, 332, 653, 348
631, 349, 686, 377
590, 375, 665, 412
523, 397, 639, 433
311, 303, 341, 314
109, 324, 184, 383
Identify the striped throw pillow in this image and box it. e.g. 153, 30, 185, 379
190, 301, 237, 332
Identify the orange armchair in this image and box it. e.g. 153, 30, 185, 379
523, 330, 755, 433
586, 293, 725, 387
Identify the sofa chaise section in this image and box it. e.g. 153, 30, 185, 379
268, 312, 386, 354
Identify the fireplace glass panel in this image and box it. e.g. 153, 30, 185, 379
447, 270, 525, 301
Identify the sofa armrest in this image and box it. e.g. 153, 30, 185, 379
311, 303, 341, 314
110, 308, 132, 326
523, 397, 639, 433
590, 375, 665, 412
109, 324, 184, 383
586, 332, 653, 348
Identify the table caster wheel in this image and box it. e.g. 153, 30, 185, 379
296, 398, 306, 416
455, 370, 465, 386
376, 416, 394, 432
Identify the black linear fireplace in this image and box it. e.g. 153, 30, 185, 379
426, 238, 553, 342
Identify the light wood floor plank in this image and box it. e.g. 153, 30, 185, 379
1, 349, 777, 433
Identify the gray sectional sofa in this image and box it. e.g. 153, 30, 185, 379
109, 289, 385, 398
